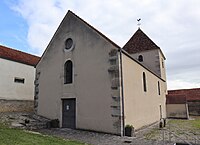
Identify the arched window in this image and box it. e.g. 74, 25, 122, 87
138, 55, 143, 62
64, 60, 73, 84
158, 81, 161, 95
143, 72, 147, 92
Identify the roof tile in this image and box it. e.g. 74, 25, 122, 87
168, 88, 200, 101
0, 45, 40, 66
166, 94, 187, 104
123, 28, 160, 54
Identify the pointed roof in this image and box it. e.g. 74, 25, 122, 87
0, 45, 40, 66
38, 10, 120, 65
123, 28, 161, 54
68, 11, 120, 49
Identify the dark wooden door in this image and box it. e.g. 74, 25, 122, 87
62, 99, 76, 128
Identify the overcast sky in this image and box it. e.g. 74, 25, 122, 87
1, 0, 200, 90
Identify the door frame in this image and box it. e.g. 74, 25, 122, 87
61, 98, 76, 128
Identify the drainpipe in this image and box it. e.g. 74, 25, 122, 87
119, 48, 125, 136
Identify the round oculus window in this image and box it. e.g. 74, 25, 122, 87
65, 38, 73, 50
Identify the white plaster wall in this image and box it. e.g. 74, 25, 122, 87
122, 53, 166, 130
0, 58, 35, 100
130, 49, 166, 81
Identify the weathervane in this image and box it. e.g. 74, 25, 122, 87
137, 18, 141, 28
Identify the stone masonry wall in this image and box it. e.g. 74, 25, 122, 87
0, 99, 34, 112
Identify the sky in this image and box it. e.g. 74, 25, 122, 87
0, 0, 200, 90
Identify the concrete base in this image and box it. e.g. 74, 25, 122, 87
166, 104, 189, 119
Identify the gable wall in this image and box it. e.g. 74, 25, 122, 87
0, 58, 35, 100
121, 53, 166, 129
36, 12, 122, 135
159, 51, 166, 81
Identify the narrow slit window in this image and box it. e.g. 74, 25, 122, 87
162, 59, 164, 68
143, 72, 147, 92
14, 77, 25, 84
158, 81, 161, 95
64, 60, 73, 84
138, 55, 143, 62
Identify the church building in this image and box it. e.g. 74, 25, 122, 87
35, 10, 167, 136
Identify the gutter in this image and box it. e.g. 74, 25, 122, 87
119, 48, 125, 136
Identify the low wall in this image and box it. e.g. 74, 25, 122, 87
0, 99, 34, 112
188, 101, 200, 116
166, 104, 189, 119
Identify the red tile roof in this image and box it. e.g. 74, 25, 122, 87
168, 88, 200, 101
0, 45, 40, 66
123, 28, 160, 54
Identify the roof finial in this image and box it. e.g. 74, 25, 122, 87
137, 18, 141, 28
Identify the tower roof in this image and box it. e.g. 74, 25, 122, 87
123, 28, 161, 54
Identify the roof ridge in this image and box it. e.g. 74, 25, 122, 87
0, 45, 40, 66
169, 88, 200, 91
68, 10, 120, 49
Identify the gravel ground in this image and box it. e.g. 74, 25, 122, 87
0, 112, 166, 145
38, 128, 165, 145
1, 112, 199, 145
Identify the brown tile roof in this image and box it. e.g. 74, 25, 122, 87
166, 94, 187, 104
123, 28, 160, 54
0, 45, 40, 66
168, 88, 200, 101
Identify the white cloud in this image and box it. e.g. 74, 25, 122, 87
9, 0, 200, 90
11, 0, 67, 54
168, 80, 200, 90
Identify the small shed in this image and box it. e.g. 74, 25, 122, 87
168, 88, 200, 116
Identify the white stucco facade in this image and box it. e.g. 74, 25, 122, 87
122, 52, 166, 130
0, 58, 35, 100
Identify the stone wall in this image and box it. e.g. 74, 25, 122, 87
188, 101, 200, 116
0, 99, 34, 112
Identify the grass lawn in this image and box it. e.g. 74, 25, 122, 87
168, 116, 200, 132
0, 123, 87, 145
145, 116, 200, 140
